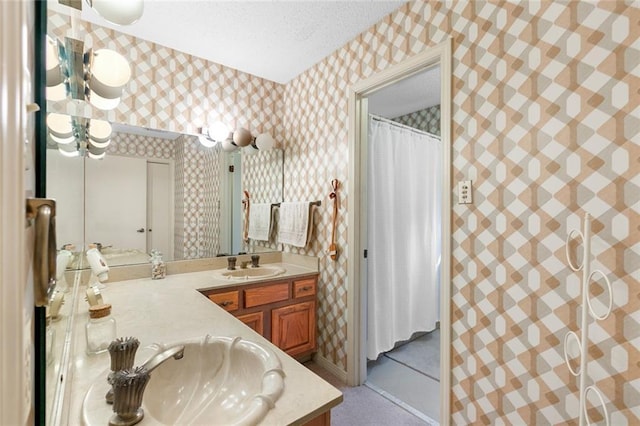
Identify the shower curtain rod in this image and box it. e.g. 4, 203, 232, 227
369, 113, 440, 139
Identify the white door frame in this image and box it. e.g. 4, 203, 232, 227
346, 38, 452, 425
1, 1, 34, 424
146, 158, 175, 260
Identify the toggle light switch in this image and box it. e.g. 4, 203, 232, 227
458, 180, 473, 204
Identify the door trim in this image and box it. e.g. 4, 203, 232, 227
346, 38, 452, 425
0, 1, 34, 424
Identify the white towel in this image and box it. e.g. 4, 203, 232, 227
277, 202, 314, 247
248, 203, 273, 241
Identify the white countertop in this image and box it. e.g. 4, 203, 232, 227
64, 260, 343, 425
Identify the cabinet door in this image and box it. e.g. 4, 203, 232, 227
237, 312, 264, 335
271, 301, 316, 357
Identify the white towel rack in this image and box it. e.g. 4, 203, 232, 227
564, 212, 614, 426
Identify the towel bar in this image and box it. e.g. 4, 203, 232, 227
272, 201, 321, 207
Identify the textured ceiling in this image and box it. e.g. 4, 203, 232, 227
368, 65, 441, 118
73, 0, 406, 84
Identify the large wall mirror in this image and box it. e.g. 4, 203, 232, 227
46, 120, 284, 270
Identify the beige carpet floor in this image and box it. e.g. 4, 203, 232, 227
304, 361, 429, 426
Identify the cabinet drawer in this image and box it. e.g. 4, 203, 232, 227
244, 283, 289, 308
293, 278, 317, 298
207, 290, 239, 312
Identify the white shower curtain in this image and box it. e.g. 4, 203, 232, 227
366, 115, 442, 360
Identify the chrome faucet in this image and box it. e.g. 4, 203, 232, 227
109, 345, 185, 426
141, 345, 185, 373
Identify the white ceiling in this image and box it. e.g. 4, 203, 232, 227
368, 65, 441, 118
71, 0, 406, 84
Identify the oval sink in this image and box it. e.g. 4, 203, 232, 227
219, 266, 285, 280
82, 335, 285, 426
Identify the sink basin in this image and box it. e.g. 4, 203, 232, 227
82, 335, 285, 426
219, 266, 286, 280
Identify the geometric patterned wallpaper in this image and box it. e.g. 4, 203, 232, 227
106, 132, 175, 159
50, 1, 640, 423
393, 104, 441, 136
173, 134, 222, 260
281, 1, 640, 424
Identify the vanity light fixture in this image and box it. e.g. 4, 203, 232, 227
47, 113, 112, 159
84, 0, 144, 26
45, 35, 132, 111
198, 121, 231, 148
197, 122, 278, 154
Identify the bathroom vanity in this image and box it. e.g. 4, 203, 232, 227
51, 253, 342, 425
201, 273, 318, 359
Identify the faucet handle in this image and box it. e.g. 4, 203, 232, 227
227, 256, 237, 270
110, 367, 149, 426
108, 337, 140, 371
106, 337, 140, 404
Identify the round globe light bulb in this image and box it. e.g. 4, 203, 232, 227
209, 121, 230, 142
89, 119, 112, 143
89, 138, 111, 149
233, 127, 253, 147
47, 83, 67, 101
50, 134, 75, 145
255, 133, 276, 151
88, 152, 106, 160
198, 134, 218, 148
47, 113, 73, 138
58, 144, 80, 158
88, 0, 144, 26
46, 36, 63, 87
89, 49, 131, 99
88, 90, 121, 110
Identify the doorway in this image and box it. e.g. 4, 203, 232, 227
347, 39, 452, 425
84, 155, 174, 260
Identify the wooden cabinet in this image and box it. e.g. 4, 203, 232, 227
237, 311, 264, 335
272, 301, 316, 357
201, 273, 318, 358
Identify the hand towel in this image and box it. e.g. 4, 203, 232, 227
248, 203, 273, 241
277, 202, 314, 247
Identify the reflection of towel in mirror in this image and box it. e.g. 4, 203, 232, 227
277, 202, 314, 247
248, 203, 273, 241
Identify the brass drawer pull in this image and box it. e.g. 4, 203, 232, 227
300, 286, 312, 291
219, 300, 233, 307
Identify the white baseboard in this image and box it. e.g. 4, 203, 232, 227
313, 353, 348, 383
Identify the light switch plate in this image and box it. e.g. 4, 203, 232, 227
458, 180, 473, 204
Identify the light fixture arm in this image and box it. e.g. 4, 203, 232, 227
63, 37, 86, 100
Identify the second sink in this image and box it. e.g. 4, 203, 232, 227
220, 266, 286, 280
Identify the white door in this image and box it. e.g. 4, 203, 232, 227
85, 155, 147, 251
46, 150, 84, 249
1, 1, 36, 424
147, 161, 172, 260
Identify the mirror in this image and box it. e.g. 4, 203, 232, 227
46, 121, 284, 270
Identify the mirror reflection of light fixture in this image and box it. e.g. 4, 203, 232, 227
45, 35, 132, 110
84, 0, 144, 26
198, 121, 231, 148
47, 113, 112, 159
197, 122, 278, 154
